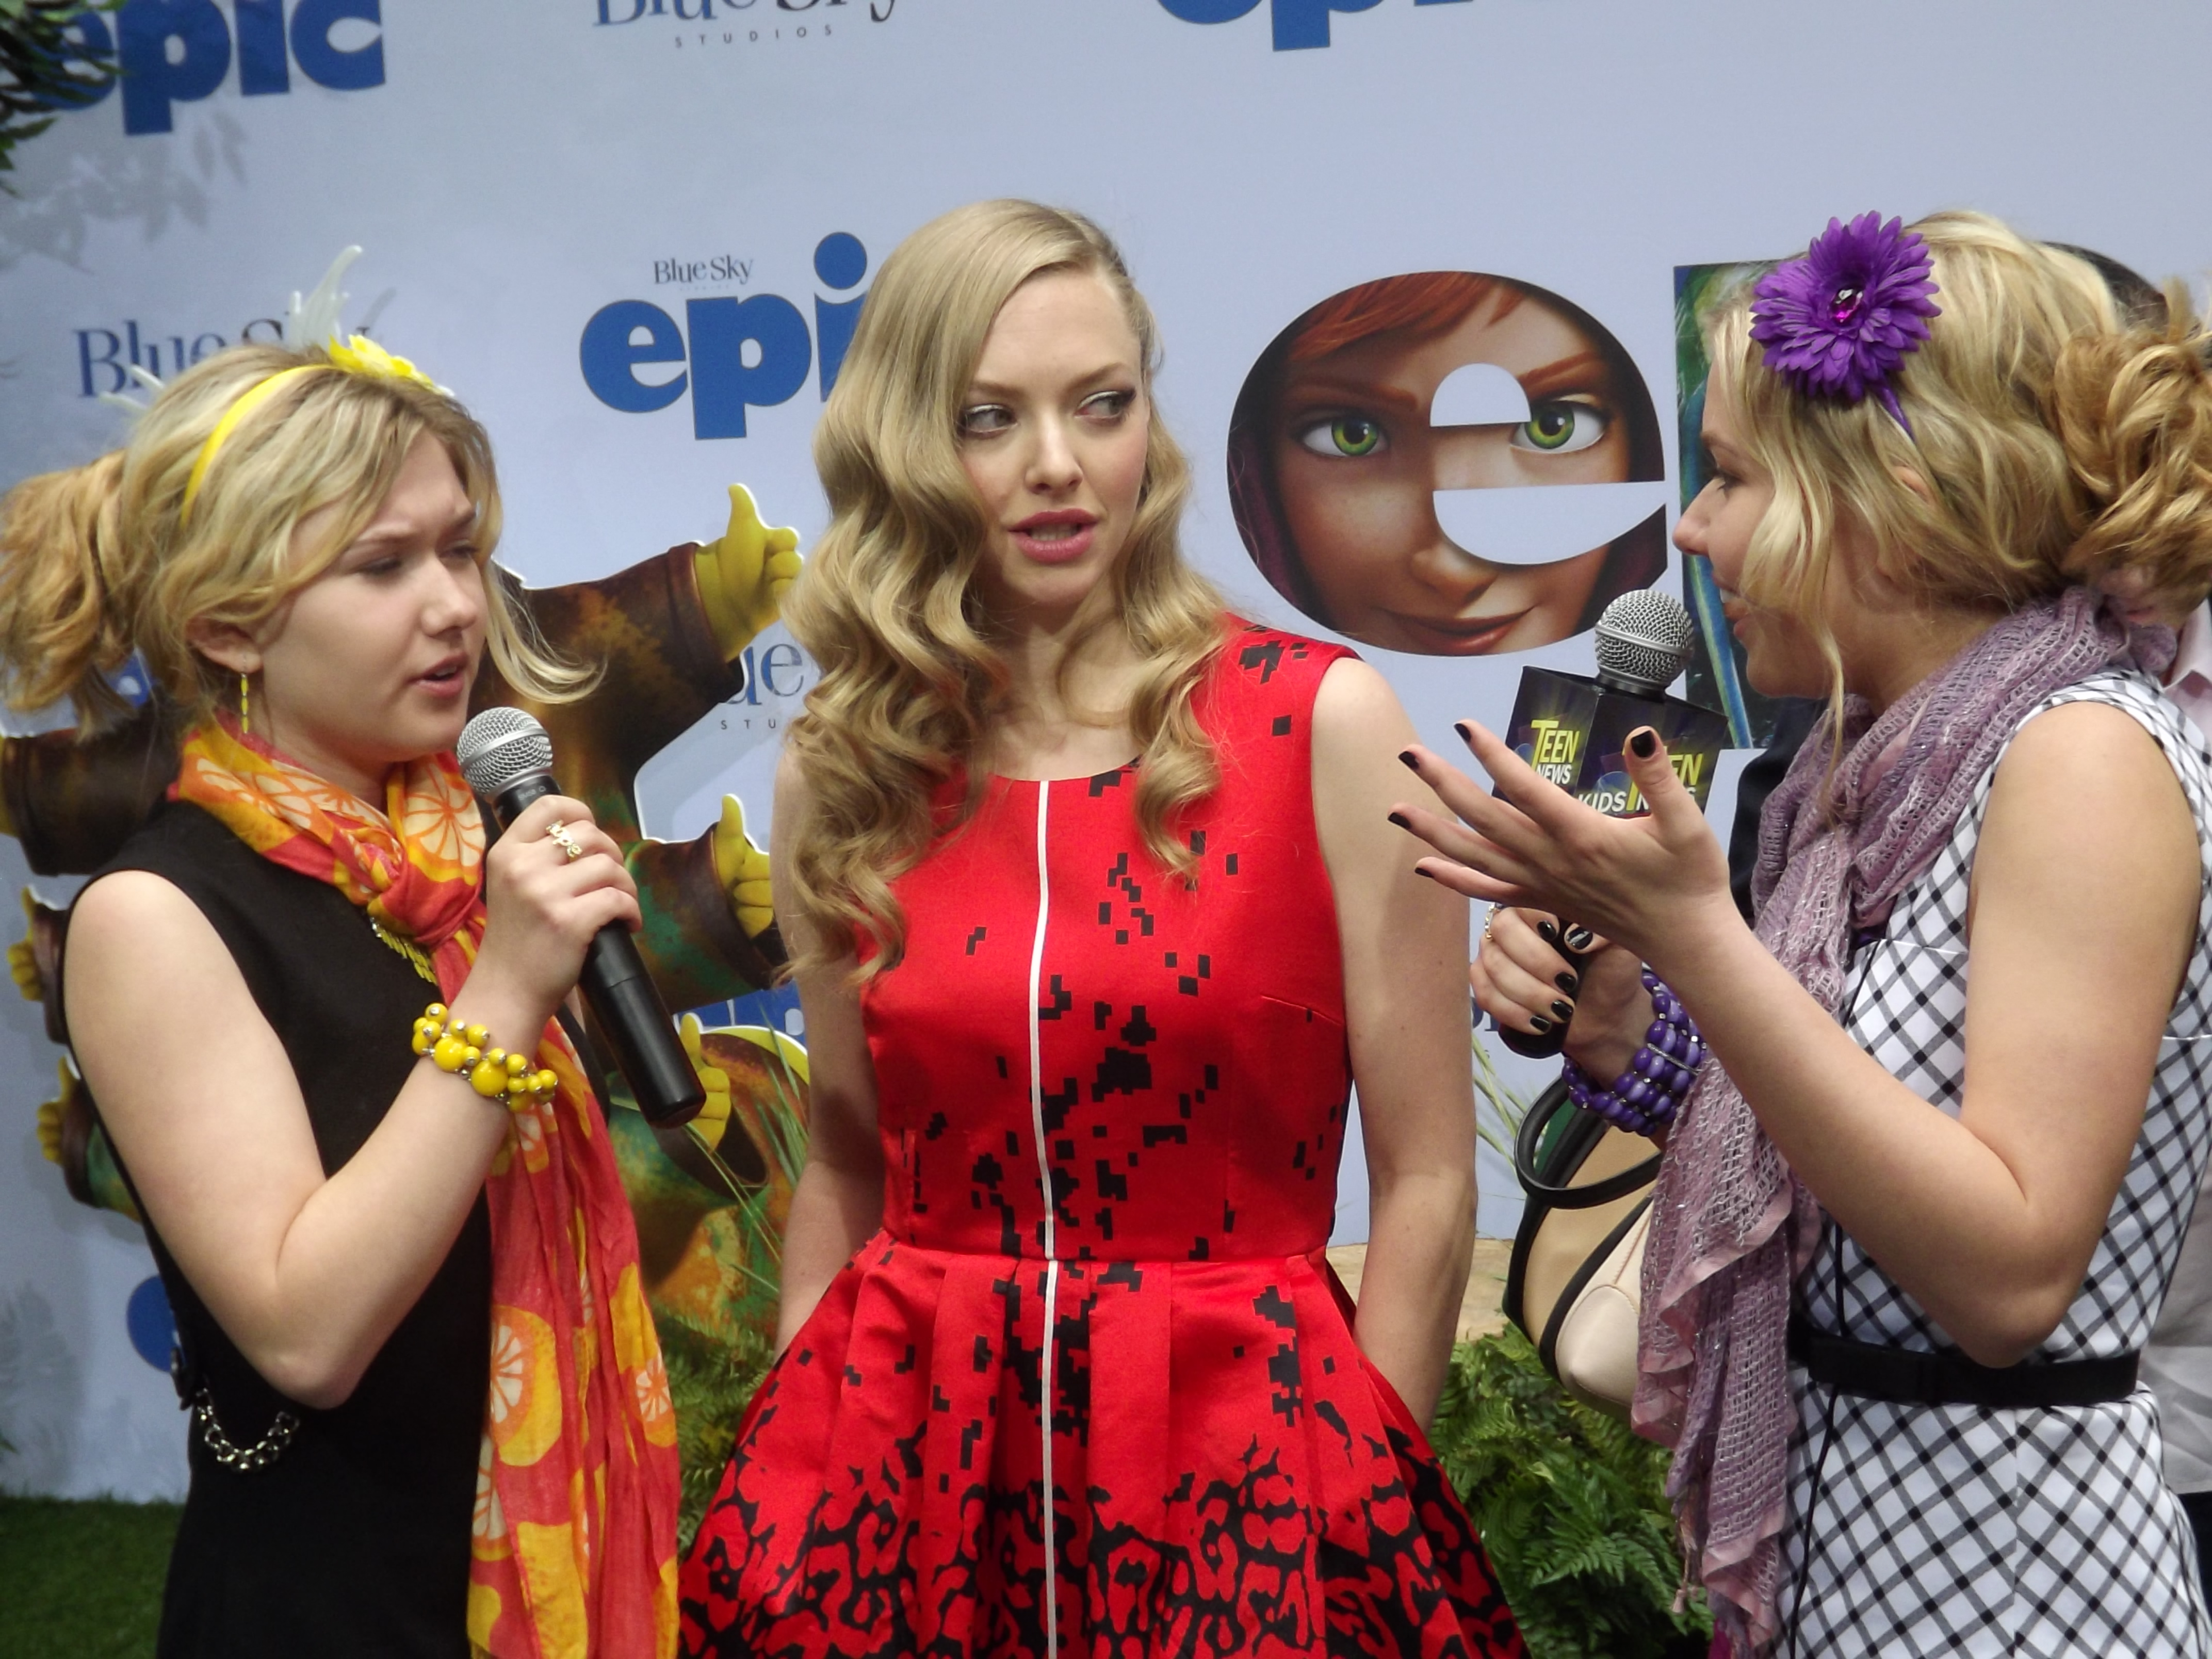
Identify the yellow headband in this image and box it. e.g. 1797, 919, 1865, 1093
177, 335, 448, 528
178, 365, 324, 525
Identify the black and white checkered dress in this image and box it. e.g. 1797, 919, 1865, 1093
1778, 670, 2212, 1657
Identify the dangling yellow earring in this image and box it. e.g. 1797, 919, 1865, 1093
238, 672, 251, 738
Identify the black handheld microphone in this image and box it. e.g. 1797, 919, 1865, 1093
457, 707, 706, 1127
1493, 590, 1729, 1060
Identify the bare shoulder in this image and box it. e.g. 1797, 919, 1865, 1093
772, 743, 814, 818
1308, 658, 1450, 895
64, 868, 270, 1144
67, 869, 231, 983
1311, 656, 1415, 768
1981, 696, 2197, 908
66, 870, 255, 1044
1991, 697, 2192, 831
769, 745, 819, 867
767, 741, 863, 989
71, 866, 197, 926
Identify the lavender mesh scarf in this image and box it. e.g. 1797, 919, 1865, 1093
1632, 588, 2166, 1653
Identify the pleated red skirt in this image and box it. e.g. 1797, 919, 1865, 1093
682, 1237, 1522, 1655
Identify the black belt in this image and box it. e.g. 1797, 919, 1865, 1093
1786, 1313, 2138, 1409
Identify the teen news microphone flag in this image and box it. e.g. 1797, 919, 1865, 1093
1498, 591, 1727, 1059
1507, 591, 1729, 816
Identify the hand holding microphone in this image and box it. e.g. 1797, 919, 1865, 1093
459, 707, 707, 1127
1471, 908, 1650, 1078
472, 792, 642, 1021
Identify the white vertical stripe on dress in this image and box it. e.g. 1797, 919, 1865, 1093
1024, 780, 1061, 1658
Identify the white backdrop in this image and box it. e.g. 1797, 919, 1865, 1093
3, 0, 2208, 1499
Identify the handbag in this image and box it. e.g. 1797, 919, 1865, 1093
1503, 1076, 1660, 1415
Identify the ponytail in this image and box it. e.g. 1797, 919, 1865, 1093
0, 339, 592, 738
2053, 288, 2212, 615
0, 452, 138, 731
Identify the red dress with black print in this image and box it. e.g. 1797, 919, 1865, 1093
680, 621, 1525, 1658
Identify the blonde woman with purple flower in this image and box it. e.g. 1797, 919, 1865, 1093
1403, 212, 2212, 1656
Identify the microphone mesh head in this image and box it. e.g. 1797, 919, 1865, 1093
1593, 589, 1697, 695
457, 706, 553, 799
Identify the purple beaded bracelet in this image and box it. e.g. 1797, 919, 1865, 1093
1560, 968, 1706, 1137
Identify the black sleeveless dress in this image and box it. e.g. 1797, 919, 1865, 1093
76, 799, 491, 1657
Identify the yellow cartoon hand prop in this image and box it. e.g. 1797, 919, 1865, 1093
36, 1058, 75, 1165
696, 484, 802, 662
678, 1012, 734, 1153
9, 888, 42, 1004
712, 794, 774, 939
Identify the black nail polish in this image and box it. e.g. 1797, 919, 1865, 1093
1552, 999, 1576, 1020
1398, 749, 1421, 771
1536, 920, 1560, 944
1629, 728, 1657, 759
1563, 925, 1596, 952
1413, 866, 1436, 881
1454, 721, 1474, 745
1387, 810, 1410, 830
1555, 971, 1579, 994
1528, 1014, 1554, 1033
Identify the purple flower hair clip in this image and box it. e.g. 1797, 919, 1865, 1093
1749, 212, 1941, 436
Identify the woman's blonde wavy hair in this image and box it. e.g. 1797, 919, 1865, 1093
1703, 210, 2212, 719
0, 340, 590, 735
782, 199, 1225, 977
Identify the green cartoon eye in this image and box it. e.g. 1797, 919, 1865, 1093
1512, 401, 1607, 454
1331, 417, 1382, 456
1299, 415, 1386, 458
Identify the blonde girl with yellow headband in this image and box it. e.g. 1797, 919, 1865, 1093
0, 332, 681, 1657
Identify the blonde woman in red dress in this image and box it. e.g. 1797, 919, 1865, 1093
679, 200, 1526, 1657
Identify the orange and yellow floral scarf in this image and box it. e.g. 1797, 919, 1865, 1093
173, 719, 679, 1659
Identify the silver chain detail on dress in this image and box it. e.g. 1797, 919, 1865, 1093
189, 1387, 299, 1472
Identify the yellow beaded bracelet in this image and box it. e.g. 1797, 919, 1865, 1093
412, 1003, 560, 1110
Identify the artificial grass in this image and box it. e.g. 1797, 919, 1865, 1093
0, 1494, 178, 1659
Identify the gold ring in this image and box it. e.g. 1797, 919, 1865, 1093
547, 821, 584, 862
1481, 909, 1497, 946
